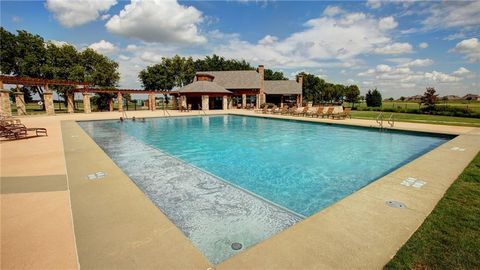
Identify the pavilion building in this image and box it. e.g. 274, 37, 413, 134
176, 65, 303, 110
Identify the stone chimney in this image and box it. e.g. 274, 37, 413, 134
296, 74, 304, 86
257, 65, 266, 105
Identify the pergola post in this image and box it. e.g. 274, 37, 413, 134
67, 92, 74, 113
83, 92, 91, 113
14, 87, 27, 115
148, 93, 156, 111
117, 92, 123, 112
43, 84, 55, 115
222, 95, 228, 110
108, 98, 114, 112
242, 94, 247, 109
201, 95, 209, 110
0, 81, 12, 117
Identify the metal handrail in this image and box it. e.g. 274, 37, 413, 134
387, 113, 395, 127
376, 112, 383, 128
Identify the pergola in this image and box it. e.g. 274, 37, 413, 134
0, 75, 174, 116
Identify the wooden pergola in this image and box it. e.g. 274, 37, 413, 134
0, 75, 175, 116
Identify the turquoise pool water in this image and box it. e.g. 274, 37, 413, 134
81, 115, 451, 217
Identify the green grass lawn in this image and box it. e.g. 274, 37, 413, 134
349, 100, 480, 114
350, 111, 480, 127
385, 152, 480, 270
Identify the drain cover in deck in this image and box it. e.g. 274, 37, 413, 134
386, 200, 406, 209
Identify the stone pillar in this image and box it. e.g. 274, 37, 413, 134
256, 94, 260, 109
227, 96, 233, 109
201, 95, 209, 110
148, 93, 156, 111
0, 83, 12, 117
242, 94, 247, 108
222, 95, 228, 110
180, 95, 187, 109
259, 93, 266, 106
280, 96, 284, 108
15, 91, 27, 116
108, 98, 113, 112
67, 93, 74, 113
171, 95, 178, 110
43, 85, 55, 116
83, 92, 91, 113
117, 92, 123, 112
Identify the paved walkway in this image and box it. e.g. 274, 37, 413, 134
1, 109, 478, 269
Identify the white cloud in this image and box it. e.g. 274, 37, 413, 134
139, 51, 164, 63
45, 0, 117, 28
419, 42, 428, 49
47, 40, 71, 47
399, 58, 433, 68
452, 38, 480, 63
100, 14, 111, 21
424, 71, 460, 83
452, 67, 471, 76
444, 32, 466, 41
214, 11, 399, 68
106, 0, 206, 44
126, 44, 138, 51
11, 16, 21, 23
376, 64, 392, 73
374, 42, 413, 54
323, 6, 344, 17
258, 35, 278, 46
366, 0, 382, 9
422, 1, 480, 29
88, 40, 118, 54
378, 16, 398, 31
118, 55, 131, 61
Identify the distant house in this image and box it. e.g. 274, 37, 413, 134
462, 94, 480, 101
176, 65, 303, 110
442, 95, 461, 100
406, 95, 422, 101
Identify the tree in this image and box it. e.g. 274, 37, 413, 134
194, 54, 253, 71
421, 87, 438, 112
365, 88, 382, 107
344, 85, 360, 108
264, 69, 288, 80
399, 96, 406, 101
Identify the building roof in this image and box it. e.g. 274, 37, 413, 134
264, 80, 302, 95
195, 70, 260, 89
463, 94, 479, 98
177, 80, 232, 94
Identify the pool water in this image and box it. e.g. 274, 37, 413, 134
79, 115, 451, 263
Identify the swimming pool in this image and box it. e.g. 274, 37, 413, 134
79, 115, 451, 263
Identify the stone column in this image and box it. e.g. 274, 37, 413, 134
117, 92, 123, 112
108, 98, 113, 112
171, 95, 178, 110
201, 95, 209, 110
148, 93, 156, 111
0, 83, 12, 117
222, 95, 228, 110
83, 92, 91, 113
15, 91, 27, 116
280, 96, 284, 108
227, 96, 233, 109
67, 93, 74, 113
180, 95, 187, 109
43, 85, 55, 116
242, 94, 247, 108
256, 94, 260, 109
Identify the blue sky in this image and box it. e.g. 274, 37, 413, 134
1, 0, 479, 97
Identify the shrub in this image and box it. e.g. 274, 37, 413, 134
365, 88, 382, 107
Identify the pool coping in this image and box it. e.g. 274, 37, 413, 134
60, 112, 480, 269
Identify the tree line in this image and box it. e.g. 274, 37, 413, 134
300, 73, 361, 107
0, 27, 120, 109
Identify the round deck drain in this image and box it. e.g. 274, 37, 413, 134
231, 242, 243, 250
386, 200, 406, 209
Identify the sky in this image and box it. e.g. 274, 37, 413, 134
1, 0, 479, 98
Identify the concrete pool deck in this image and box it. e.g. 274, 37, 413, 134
1, 109, 479, 269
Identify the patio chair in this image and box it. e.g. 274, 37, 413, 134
323, 107, 335, 118
293, 107, 308, 116
305, 107, 318, 117
279, 106, 289, 115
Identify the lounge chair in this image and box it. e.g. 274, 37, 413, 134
332, 108, 352, 119
261, 106, 269, 114
324, 107, 335, 118
305, 107, 319, 117
0, 119, 47, 139
293, 107, 308, 116
279, 106, 289, 115
310, 106, 325, 118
